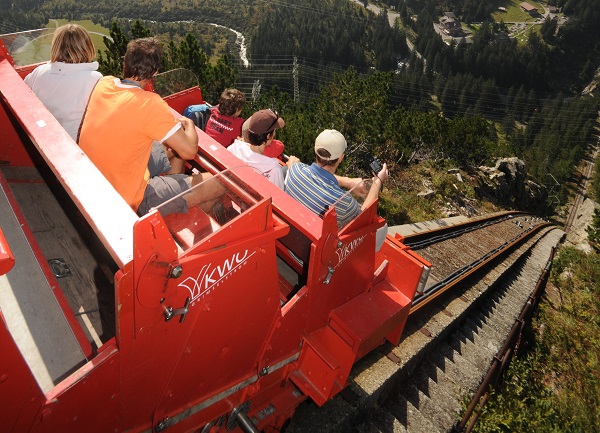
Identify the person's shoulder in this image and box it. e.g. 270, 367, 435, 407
98, 75, 116, 84
288, 161, 310, 177
263, 153, 281, 167
93, 75, 116, 91
228, 139, 242, 151
32, 62, 51, 73
24, 62, 50, 81
228, 139, 248, 156
291, 161, 309, 170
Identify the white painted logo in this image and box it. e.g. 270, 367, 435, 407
178, 250, 255, 302
335, 235, 367, 267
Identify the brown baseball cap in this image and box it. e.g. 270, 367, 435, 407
247, 109, 285, 135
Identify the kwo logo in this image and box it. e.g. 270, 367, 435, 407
335, 235, 367, 267
178, 250, 255, 302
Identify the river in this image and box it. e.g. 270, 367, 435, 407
209, 23, 250, 68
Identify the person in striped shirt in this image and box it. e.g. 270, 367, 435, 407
284, 129, 388, 229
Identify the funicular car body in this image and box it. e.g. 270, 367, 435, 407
0, 29, 430, 433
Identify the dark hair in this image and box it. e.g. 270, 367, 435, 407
315, 148, 339, 166
123, 37, 162, 80
218, 88, 246, 116
247, 130, 272, 146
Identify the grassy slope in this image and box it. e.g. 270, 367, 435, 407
472, 247, 600, 432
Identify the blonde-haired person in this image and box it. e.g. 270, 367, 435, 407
25, 24, 102, 141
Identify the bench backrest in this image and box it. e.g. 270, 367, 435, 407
1, 59, 137, 268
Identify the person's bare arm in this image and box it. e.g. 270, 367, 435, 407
361, 163, 389, 211
336, 175, 368, 198
163, 117, 198, 160
286, 155, 300, 167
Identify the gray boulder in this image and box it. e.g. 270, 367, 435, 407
475, 157, 548, 214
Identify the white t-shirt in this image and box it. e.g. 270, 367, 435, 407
25, 61, 102, 141
228, 139, 285, 189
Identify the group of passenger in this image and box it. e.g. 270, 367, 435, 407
25, 24, 388, 235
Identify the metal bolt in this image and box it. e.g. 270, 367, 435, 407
170, 265, 183, 279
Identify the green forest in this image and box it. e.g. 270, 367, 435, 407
1, 0, 599, 221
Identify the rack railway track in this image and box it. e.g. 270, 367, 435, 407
287, 213, 564, 433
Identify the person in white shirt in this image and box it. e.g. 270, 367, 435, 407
228, 109, 299, 189
25, 24, 102, 142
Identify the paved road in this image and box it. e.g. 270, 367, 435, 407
349, 0, 422, 62
350, 0, 400, 27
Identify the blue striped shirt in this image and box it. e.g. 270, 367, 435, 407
284, 162, 361, 228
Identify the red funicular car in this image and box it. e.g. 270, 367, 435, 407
0, 28, 430, 433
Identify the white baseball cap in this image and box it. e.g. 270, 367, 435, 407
314, 129, 347, 161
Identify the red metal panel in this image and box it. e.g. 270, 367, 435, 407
258, 286, 309, 372
0, 311, 45, 433
0, 40, 14, 65
378, 236, 431, 305
163, 86, 204, 114
328, 279, 412, 360
116, 199, 289, 431
0, 228, 15, 275
29, 344, 122, 433
0, 82, 34, 166
290, 326, 354, 406
304, 205, 379, 333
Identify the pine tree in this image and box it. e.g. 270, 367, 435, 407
97, 22, 129, 77
587, 209, 600, 252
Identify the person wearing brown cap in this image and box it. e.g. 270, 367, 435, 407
228, 109, 299, 189
241, 117, 285, 158
285, 129, 389, 231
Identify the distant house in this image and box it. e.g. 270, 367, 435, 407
519, 2, 538, 14
439, 12, 463, 37
548, 5, 558, 13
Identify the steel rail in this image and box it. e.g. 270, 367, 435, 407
409, 221, 553, 313
405, 215, 514, 250
400, 211, 526, 246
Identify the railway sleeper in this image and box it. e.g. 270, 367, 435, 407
383, 393, 442, 433
356, 405, 408, 433
402, 382, 456, 429
464, 316, 504, 346
414, 361, 467, 422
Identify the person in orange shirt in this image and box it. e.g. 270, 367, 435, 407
80, 37, 222, 216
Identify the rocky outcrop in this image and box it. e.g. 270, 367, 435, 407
475, 157, 549, 214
